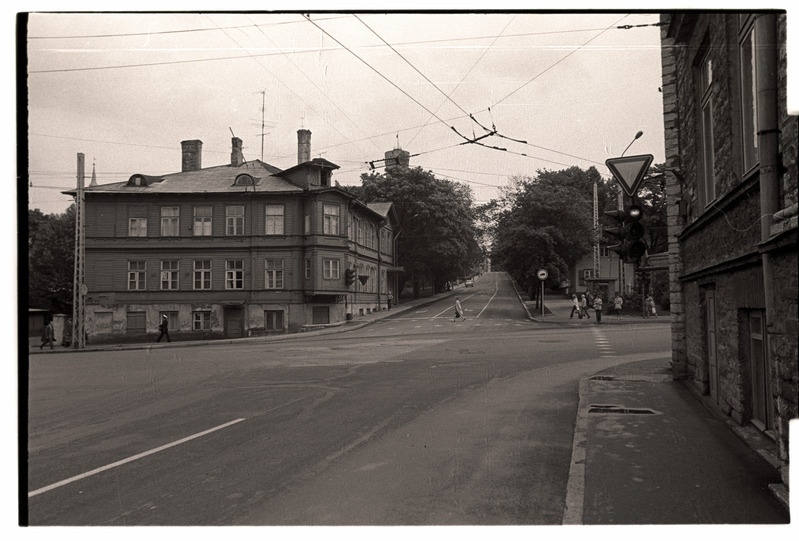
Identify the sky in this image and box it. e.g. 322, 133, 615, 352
22, 8, 674, 216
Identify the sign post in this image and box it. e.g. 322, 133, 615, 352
537, 269, 548, 316
605, 154, 654, 197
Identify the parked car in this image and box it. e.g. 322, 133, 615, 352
464, 278, 474, 287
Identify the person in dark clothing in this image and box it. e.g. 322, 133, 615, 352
157, 315, 170, 342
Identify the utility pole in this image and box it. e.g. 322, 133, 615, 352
260, 91, 265, 161
592, 180, 600, 278
72, 153, 86, 349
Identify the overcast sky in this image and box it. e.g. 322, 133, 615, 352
23, 9, 675, 215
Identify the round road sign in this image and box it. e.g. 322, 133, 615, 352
537, 269, 548, 280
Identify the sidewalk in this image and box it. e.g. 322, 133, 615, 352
520, 294, 671, 325
26, 288, 461, 355
565, 357, 790, 524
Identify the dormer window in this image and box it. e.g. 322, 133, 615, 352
234, 174, 255, 186
126, 174, 163, 187
128, 174, 146, 187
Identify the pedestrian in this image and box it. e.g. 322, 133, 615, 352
569, 294, 580, 318
613, 294, 623, 319
647, 295, 657, 318
387, 294, 393, 310
586, 290, 594, 310
580, 294, 590, 319
40, 319, 55, 349
452, 297, 465, 322
157, 314, 171, 342
62, 318, 73, 347
594, 296, 603, 323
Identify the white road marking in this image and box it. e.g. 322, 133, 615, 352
28, 418, 246, 498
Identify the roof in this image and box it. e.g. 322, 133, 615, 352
64, 160, 303, 196
366, 202, 393, 217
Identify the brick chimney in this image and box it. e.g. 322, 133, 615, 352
181, 140, 203, 172
231, 137, 244, 167
297, 129, 311, 164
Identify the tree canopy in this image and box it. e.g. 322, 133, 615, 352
352, 166, 483, 296
28, 205, 75, 314
491, 166, 610, 293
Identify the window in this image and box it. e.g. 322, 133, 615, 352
126, 311, 146, 333
128, 261, 146, 290
699, 51, 716, 205
740, 25, 759, 173
194, 260, 211, 290
265, 310, 284, 331
193, 311, 211, 330
323, 259, 340, 280
265, 258, 284, 289
193, 206, 212, 236
226, 205, 244, 236
161, 207, 179, 236
305, 213, 311, 234
305, 258, 312, 279
265, 205, 285, 235
159, 311, 178, 333
225, 260, 244, 289
160, 260, 179, 290
128, 217, 147, 237
323, 204, 340, 235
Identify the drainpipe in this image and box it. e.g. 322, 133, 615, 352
755, 14, 779, 326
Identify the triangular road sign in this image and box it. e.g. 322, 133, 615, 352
605, 154, 654, 197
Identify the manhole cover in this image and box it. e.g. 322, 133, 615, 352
588, 405, 658, 415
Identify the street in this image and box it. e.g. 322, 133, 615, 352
26, 273, 780, 525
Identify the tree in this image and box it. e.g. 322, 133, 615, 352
355, 166, 483, 297
492, 166, 605, 294
28, 205, 75, 314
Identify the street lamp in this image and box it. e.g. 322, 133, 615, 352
621, 131, 644, 157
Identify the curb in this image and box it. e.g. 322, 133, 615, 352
27, 291, 461, 355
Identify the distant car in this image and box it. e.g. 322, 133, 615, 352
464, 278, 474, 287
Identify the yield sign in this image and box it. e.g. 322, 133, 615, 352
605, 154, 654, 197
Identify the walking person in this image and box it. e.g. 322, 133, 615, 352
613, 294, 623, 319
157, 314, 171, 342
62, 318, 73, 347
39, 319, 54, 349
580, 294, 590, 319
452, 297, 465, 322
569, 294, 579, 318
647, 295, 657, 318
594, 296, 603, 323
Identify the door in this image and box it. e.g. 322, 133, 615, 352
749, 311, 773, 431
224, 306, 244, 338
706, 290, 718, 401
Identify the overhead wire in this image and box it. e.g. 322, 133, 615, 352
207, 14, 374, 163
244, 14, 382, 156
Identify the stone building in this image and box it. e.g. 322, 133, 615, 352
67, 130, 399, 342
660, 12, 797, 497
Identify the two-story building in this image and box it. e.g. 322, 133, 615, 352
70, 130, 398, 341
660, 12, 797, 497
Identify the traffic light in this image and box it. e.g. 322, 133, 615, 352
626, 204, 647, 261
603, 209, 628, 258
603, 205, 647, 263
345, 267, 356, 288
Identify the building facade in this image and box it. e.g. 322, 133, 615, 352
72, 130, 398, 341
660, 12, 797, 491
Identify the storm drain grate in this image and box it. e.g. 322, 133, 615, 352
588, 405, 657, 415
589, 375, 615, 381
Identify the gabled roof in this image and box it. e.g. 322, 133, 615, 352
65, 160, 303, 196
277, 157, 340, 179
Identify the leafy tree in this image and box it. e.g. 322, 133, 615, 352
354, 166, 483, 296
492, 166, 608, 294
28, 205, 75, 314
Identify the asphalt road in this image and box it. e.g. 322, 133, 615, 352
26, 272, 671, 525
